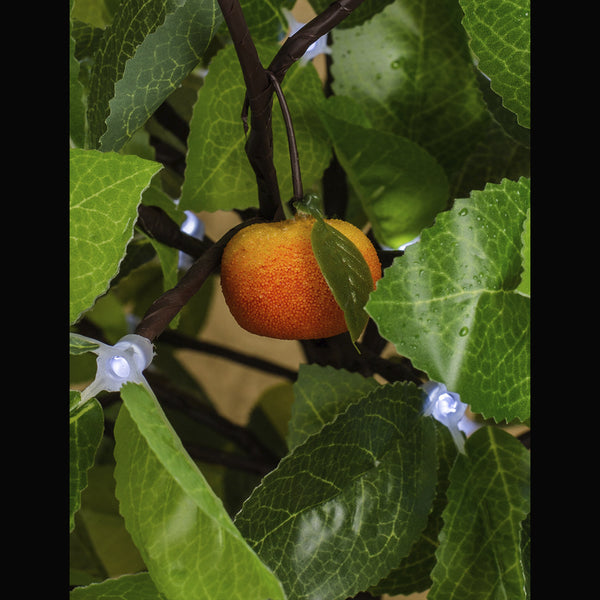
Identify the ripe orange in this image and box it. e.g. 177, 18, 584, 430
220, 215, 382, 340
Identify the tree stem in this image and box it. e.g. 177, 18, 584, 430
134, 218, 263, 342
216, 0, 281, 219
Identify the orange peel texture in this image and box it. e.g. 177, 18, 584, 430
220, 215, 382, 340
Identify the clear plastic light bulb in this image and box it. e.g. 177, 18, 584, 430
78, 334, 154, 404
282, 8, 332, 65
422, 380, 468, 454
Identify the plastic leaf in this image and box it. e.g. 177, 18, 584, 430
310, 216, 375, 342
429, 426, 530, 600
70, 390, 104, 532
288, 364, 380, 450
235, 381, 437, 600
366, 177, 530, 423
99, 0, 222, 151
460, 0, 530, 128
113, 382, 286, 600
69, 149, 161, 324
329, 0, 490, 177
317, 95, 448, 249
70, 572, 166, 599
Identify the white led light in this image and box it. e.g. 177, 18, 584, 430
422, 380, 468, 454
109, 355, 131, 379
78, 334, 155, 403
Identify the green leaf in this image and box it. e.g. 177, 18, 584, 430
317, 95, 449, 248
429, 426, 530, 600
180, 43, 331, 212
460, 0, 530, 128
235, 382, 437, 600
70, 332, 100, 355
70, 0, 87, 147
367, 177, 530, 423
70, 391, 104, 532
370, 422, 457, 596
87, 0, 174, 148
517, 207, 530, 297
329, 0, 490, 178
311, 216, 375, 341
69, 148, 161, 325
288, 364, 380, 450
70, 572, 166, 599
240, 0, 295, 40
113, 382, 286, 600
99, 0, 223, 151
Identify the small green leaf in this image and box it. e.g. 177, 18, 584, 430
311, 217, 374, 342
69, 149, 162, 325
70, 333, 100, 355
460, 0, 530, 128
235, 382, 437, 600
114, 382, 286, 600
429, 426, 530, 600
70, 572, 167, 599
70, 391, 104, 532
367, 177, 530, 423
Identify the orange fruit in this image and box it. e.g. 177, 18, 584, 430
220, 215, 382, 340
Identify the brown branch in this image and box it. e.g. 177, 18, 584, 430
134, 217, 264, 342
217, 0, 281, 219
137, 204, 213, 259
268, 0, 367, 81
158, 329, 298, 381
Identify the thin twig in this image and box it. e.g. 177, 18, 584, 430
265, 70, 303, 203
158, 329, 298, 381
137, 204, 213, 259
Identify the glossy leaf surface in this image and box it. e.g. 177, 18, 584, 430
100, 0, 222, 151
70, 572, 166, 599
288, 364, 379, 450
317, 95, 448, 248
429, 426, 530, 599
311, 217, 374, 341
460, 0, 530, 128
70, 390, 104, 532
69, 149, 161, 324
113, 383, 286, 600
235, 382, 437, 600
367, 177, 530, 422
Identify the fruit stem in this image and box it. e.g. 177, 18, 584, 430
265, 70, 303, 205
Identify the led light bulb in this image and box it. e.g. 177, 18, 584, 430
78, 334, 154, 403
422, 380, 468, 454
